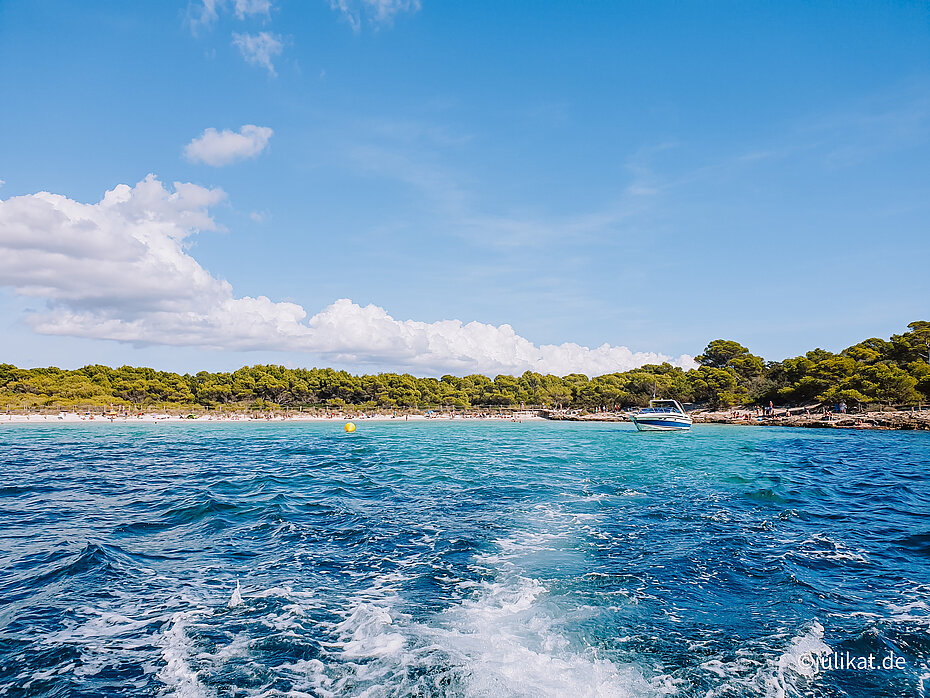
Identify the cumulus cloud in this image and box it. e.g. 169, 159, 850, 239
232, 31, 282, 75
184, 125, 273, 166
330, 0, 421, 31
0, 177, 695, 376
306, 300, 695, 376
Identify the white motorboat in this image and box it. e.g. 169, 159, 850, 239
630, 399, 692, 431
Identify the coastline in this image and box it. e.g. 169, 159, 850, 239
2, 407, 928, 430
545, 407, 930, 431
0, 410, 547, 425
692, 408, 930, 431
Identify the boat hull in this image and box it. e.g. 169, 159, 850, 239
631, 416, 692, 431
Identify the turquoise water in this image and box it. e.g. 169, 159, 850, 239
1, 421, 928, 697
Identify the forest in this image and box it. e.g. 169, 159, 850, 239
2, 322, 928, 412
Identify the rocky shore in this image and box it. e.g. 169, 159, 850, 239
544, 408, 930, 430
692, 408, 930, 430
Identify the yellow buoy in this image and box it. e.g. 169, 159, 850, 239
344, 422, 356, 433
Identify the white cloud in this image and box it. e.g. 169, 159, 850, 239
191, 0, 271, 28
189, 0, 220, 32
330, 0, 421, 31
233, 0, 272, 19
232, 31, 282, 75
0, 177, 696, 376
306, 300, 696, 375
184, 125, 273, 166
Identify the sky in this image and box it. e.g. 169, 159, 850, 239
0, 0, 928, 377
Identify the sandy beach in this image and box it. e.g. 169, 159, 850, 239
0, 410, 547, 425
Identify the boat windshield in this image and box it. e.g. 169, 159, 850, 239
642, 400, 684, 414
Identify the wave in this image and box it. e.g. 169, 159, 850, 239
3, 422, 929, 696
699, 622, 832, 698
159, 610, 210, 698
9, 542, 158, 595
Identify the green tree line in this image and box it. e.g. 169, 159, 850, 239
2, 322, 928, 411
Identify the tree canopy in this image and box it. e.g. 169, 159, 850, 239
2, 321, 928, 411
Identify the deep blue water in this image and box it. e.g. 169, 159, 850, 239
1, 421, 928, 697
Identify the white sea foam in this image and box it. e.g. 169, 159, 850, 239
432, 575, 675, 697
47, 611, 159, 646
260, 601, 311, 632
158, 610, 211, 698
311, 567, 674, 697
884, 599, 930, 627
334, 603, 408, 660
919, 669, 930, 697
210, 632, 253, 662
703, 622, 832, 698
794, 534, 869, 564
228, 579, 243, 608
245, 497, 673, 698
40, 605, 175, 682
270, 658, 335, 697
775, 621, 831, 681
391, 503, 677, 698
81, 495, 887, 698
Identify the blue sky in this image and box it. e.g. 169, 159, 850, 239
1, 0, 928, 376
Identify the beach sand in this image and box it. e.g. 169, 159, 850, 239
0, 411, 547, 424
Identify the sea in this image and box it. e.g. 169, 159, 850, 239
1, 421, 928, 697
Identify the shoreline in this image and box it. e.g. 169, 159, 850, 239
546, 408, 930, 431
0, 410, 547, 425
694, 409, 930, 431
2, 408, 928, 430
